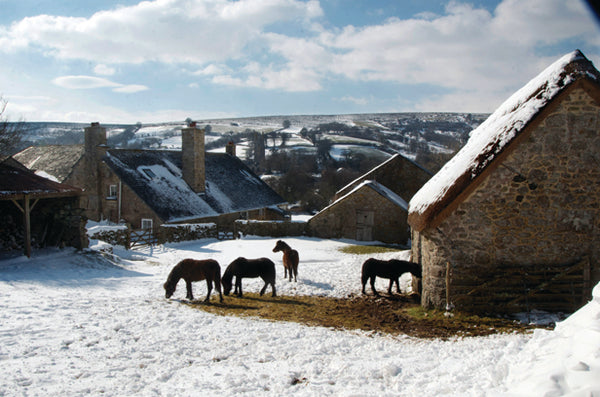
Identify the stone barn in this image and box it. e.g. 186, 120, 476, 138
309, 180, 408, 244
408, 50, 600, 314
309, 153, 431, 245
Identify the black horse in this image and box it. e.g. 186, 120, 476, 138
222, 257, 276, 297
361, 258, 422, 296
163, 258, 223, 302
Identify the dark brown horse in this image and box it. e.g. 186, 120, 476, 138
272, 240, 299, 282
222, 257, 276, 297
361, 258, 422, 296
164, 259, 223, 302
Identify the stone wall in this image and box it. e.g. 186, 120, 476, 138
235, 219, 308, 238
157, 223, 217, 244
414, 85, 600, 313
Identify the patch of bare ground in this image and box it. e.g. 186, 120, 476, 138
185, 292, 544, 339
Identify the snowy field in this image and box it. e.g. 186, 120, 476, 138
0, 236, 599, 396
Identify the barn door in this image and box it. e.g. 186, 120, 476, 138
356, 210, 374, 241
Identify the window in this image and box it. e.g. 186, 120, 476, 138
141, 219, 153, 230
108, 184, 118, 198
142, 168, 156, 179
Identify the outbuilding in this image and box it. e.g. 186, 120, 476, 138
408, 50, 600, 314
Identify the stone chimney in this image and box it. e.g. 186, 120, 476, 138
181, 122, 205, 193
226, 140, 236, 157
84, 122, 107, 220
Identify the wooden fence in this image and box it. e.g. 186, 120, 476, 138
129, 229, 157, 248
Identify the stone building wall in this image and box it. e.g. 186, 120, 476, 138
235, 219, 308, 238
310, 187, 409, 244
414, 86, 600, 312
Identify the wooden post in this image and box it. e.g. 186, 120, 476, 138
445, 262, 451, 311
583, 256, 591, 304
24, 195, 31, 258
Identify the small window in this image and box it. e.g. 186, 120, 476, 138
141, 219, 153, 230
108, 184, 118, 198
142, 168, 156, 179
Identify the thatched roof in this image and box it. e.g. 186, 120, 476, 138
13, 145, 85, 182
408, 50, 600, 232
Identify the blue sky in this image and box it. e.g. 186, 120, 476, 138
1, 0, 598, 123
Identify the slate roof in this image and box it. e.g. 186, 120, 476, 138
13, 145, 85, 182
408, 50, 600, 232
0, 162, 82, 200
103, 149, 286, 222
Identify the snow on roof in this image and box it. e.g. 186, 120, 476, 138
315, 179, 408, 216
103, 149, 285, 222
408, 50, 600, 231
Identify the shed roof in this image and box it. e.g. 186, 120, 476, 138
0, 162, 82, 200
408, 50, 600, 232
103, 149, 286, 222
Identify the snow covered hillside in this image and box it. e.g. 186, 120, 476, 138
1, 237, 598, 395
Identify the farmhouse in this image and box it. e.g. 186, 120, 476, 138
408, 50, 600, 314
309, 153, 431, 244
0, 160, 86, 256
14, 123, 286, 233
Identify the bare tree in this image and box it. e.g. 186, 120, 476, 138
0, 97, 24, 158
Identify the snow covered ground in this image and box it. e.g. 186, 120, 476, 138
0, 237, 598, 396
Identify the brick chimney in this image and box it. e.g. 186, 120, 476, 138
181, 122, 205, 193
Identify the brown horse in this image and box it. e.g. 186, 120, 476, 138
222, 257, 276, 297
361, 258, 422, 296
272, 240, 299, 282
164, 259, 223, 302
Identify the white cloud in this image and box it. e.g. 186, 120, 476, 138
52, 75, 148, 93
94, 64, 116, 76
52, 75, 121, 89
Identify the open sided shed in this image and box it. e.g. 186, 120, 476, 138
0, 161, 86, 257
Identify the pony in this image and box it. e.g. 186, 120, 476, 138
163, 259, 223, 302
272, 240, 299, 282
221, 257, 276, 297
361, 258, 422, 296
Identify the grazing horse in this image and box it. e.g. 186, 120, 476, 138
163, 259, 223, 302
222, 257, 276, 297
272, 240, 299, 282
361, 258, 422, 296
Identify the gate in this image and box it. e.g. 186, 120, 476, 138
129, 229, 157, 248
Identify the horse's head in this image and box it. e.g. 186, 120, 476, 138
272, 240, 286, 253
164, 281, 176, 298
221, 277, 232, 295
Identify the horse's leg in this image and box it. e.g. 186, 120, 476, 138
271, 281, 276, 297
236, 277, 243, 297
186, 280, 194, 300
215, 278, 224, 302
260, 281, 267, 295
283, 265, 288, 280
388, 279, 393, 294
370, 276, 379, 296
205, 279, 212, 302
361, 273, 368, 294
293, 265, 297, 282
395, 277, 401, 293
